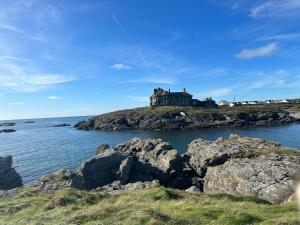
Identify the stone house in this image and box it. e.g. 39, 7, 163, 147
150, 88, 218, 108
150, 88, 192, 106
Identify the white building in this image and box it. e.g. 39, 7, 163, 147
217, 100, 230, 106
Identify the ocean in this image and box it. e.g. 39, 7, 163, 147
1, 116, 300, 184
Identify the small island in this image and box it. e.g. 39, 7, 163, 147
75, 88, 300, 131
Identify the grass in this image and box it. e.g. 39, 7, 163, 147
0, 187, 299, 225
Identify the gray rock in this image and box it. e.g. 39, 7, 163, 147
0, 155, 22, 190
96, 180, 160, 193
0, 129, 16, 133
96, 144, 110, 155
78, 149, 127, 190
185, 186, 201, 193
31, 170, 74, 192
204, 157, 299, 204
187, 135, 300, 204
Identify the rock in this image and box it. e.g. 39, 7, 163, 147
52, 123, 70, 127
75, 107, 297, 131
75, 138, 194, 190
96, 144, 110, 155
115, 138, 191, 188
0, 129, 16, 133
0, 155, 22, 190
24, 121, 35, 123
185, 186, 201, 193
1, 122, 16, 126
187, 135, 300, 204
31, 170, 76, 192
0, 188, 18, 198
96, 180, 160, 193
204, 157, 299, 204
77, 149, 127, 190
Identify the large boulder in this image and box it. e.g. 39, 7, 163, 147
78, 149, 127, 190
204, 157, 299, 204
75, 138, 194, 190
0, 155, 22, 190
187, 135, 300, 203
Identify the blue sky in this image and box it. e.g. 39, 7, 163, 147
1, 0, 300, 119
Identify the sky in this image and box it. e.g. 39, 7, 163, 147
1, 0, 300, 119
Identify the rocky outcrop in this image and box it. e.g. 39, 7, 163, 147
75, 107, 297, 131
0, 122, 16, 126
0, 155, 22, 190
72, 138, 196, 190
52, 123, 70, 127
0, 129, 16, 133
28, 135, 300, 204
187, 135, 300, 204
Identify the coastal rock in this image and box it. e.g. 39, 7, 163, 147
1, 122, 16, 126
96, 180, 160, 193
187, 135, 300, 203
96, 144, 110, 155
52, 123, 70, 127
74, 107, 297, 131
0, 129, 16, 133
204, 157, 299, 204
0, 155, 22, 190
75, 138, 194, 190
78, 149, 127, 190
185, 186, 201, 193
115, 138, 192, 188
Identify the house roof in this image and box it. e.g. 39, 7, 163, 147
152, 88, 192, 97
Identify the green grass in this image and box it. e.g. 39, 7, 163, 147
0, 187, 299, 225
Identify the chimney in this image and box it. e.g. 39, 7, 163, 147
183, 88, 186, 93
169, 89, 170, 93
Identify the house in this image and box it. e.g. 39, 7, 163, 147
150, 88, 193, 107
149, 88, 218, 108
217, 100, 230, 106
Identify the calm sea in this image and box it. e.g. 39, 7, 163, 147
1, 116, 300, 184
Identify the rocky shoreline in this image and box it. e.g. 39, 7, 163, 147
74, 106, 300, 131
2, 135, 299, 204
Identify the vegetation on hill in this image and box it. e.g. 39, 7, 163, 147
0, 186, 298, 225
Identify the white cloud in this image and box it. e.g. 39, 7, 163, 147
197, 88, 233, 98
0, 61, 76, 92
258, 32, 300, 41
48, 96, 59, 100
111, 63, 132, 70
0, 23, 24, 33
250, 0, 300, 18
235, 43, 278, 59
9, 101, 24, 105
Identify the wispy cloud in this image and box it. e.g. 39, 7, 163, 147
111, 63, 132, 70
0, 23, 24, 33
250, 0, 300, 19
0, 61, 76, 92
197, 87, 233, 98
48, 96, 60, 100
112, 14, 146, 65
257, 32, 300, 41
235, 43, 278, 59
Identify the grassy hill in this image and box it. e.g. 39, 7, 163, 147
0, 186, 299, 225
